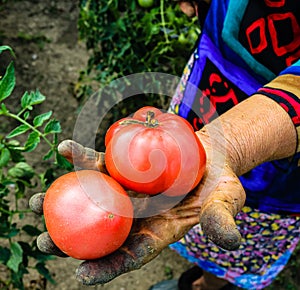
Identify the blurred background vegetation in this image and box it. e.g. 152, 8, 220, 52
76, 0, 200, 150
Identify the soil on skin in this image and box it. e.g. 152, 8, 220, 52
1, 1, 300, 290
0, 1, 193, 289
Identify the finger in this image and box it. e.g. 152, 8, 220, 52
76, 234, 159, 285
37, 232, 68, 258
58, 140, 107, 173
199, 174, 246, 251
75, 199, 198, 286
29, 193, 45, 215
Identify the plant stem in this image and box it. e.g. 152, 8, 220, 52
3, 111, 53, 148
16, 107, 27, 118
0, 206, 33, 221
0, 206, 12, 215
160, 0, 169, 43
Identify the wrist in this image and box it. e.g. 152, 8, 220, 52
197, 94, 297, 176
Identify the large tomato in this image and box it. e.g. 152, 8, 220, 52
43, 170, 133, 260
105, 106, 206, 196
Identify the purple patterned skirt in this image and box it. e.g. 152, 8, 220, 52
170, 206, 300, 289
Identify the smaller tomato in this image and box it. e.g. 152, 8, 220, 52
137, 0, 154, 8
43, 170, 133, 260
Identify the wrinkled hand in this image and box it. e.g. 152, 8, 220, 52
29, 136, 245, 285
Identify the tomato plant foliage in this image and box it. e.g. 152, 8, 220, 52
77, 0, 200, 150
138, 0, 154, 8
0, 45, 71, 289
78, 0, 199, 91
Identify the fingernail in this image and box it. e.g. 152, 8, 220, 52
58, 140, 82, 158
29, 193, 45, 215
37, 232, 68, 257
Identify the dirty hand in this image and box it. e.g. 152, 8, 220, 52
29, 135, 246, 285
30, 92, 297, 285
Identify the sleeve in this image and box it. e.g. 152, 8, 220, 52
256, 60, 300, 154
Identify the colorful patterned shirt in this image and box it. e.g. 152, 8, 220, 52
169, 0, 300, 214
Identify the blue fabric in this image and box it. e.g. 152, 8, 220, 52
240, 159, 300, 214
203, 0, 246, 67
175, 0, 300, 214
222, 0, 276, 80
280, 59, 300, 76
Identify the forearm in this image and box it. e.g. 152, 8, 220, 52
200, 93, 297, 177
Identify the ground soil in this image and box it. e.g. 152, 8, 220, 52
1, 1, 300, 290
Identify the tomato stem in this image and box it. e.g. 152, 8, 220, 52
146, 111, 159, 127
120, 110, 159, 128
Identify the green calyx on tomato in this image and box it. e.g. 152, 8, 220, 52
105, 106, 206, 197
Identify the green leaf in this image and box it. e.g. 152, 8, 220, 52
7, 242, 23, 273
43, 148, 54, 160
24, 131, 40, 152
0, 103, 8, 114
55, 153, 73, 170
33, 111, 52, 127
0, 246, 10, 263
44, 119, 61, 134
7, 139, 20, 146
8, 226, 20, 238
0, 45, 15, 57
8, 162, 35, 179
0, 62, 15, 102
0, 148, 11, 167
21, 89, 46, 110
20, 92, 31, 109
36, 262, 56, 284
39, 168, 55, 190
6, 124, 30, 138
116, 18, 126, 32
23, 111, 30, 120
22, 225, 42, 237
8, 146, 25, 163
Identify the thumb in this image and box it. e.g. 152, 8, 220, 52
199, 168, 246, 250
58, 140, 107, 173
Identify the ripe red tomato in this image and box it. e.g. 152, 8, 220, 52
43, 170, 133, 260
105, 106, 206, 196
